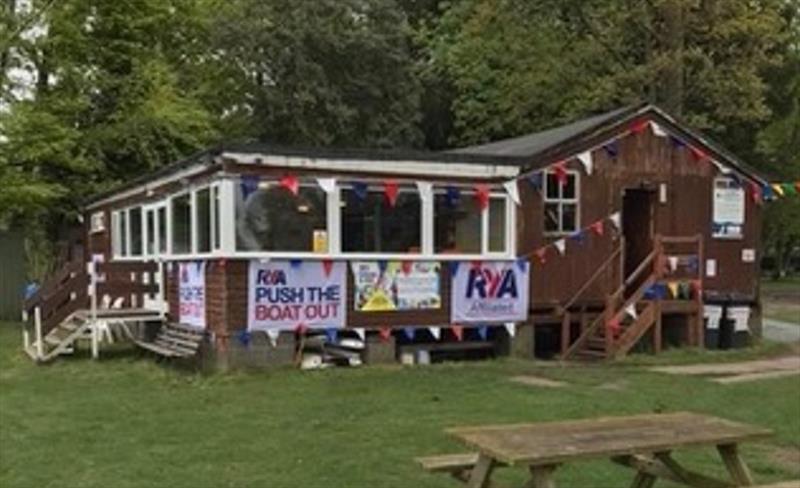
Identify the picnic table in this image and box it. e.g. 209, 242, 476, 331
418, 412, 775, 488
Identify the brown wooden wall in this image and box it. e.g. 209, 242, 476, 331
519, 125, 761, 307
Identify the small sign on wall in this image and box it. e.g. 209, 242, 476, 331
90, 212, 106, 233
742, 249, 756, 263
705, 259, 717, 278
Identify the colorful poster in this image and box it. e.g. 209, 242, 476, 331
451, 261, 529, 323
352, 261, 441, 312
248, 260, 346, 330
713, 183, 744, 238
179, 261, 206, 329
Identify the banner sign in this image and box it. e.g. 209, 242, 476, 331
248, 260, 346, 330
713, 179, 745, 238
179, 261, 206, 329
352, 261, 441, 312
451, 261, 529, 323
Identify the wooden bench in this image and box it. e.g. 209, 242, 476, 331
417, 453, 503, 486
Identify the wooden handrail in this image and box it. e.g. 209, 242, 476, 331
610, 248, 657, 303
561, 243, 623, 312
660, 235, 702, 244
562, 310, 606, 359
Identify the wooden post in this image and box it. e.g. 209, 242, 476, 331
717, 444, 754, 486
560, 311, 571, 357
89, 260, 99, 360
605, 295, 615, 355
695, 233, 705, 348
653, 301, 662, 354
467, 454, 495, 488
580, 306, 589, 336
158, 259, 167, 317
528, 464, 558, 488
34, 306, 43, 359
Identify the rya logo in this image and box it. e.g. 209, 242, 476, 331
256, 269, 287, 286
466, 267, 518, 299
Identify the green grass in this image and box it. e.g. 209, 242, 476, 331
761, 276, 800, 293
1, 322, 799, 488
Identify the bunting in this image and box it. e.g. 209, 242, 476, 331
475, 184, 491, 210
609, 212, 621, 231
266, 329, 280, 347
379, 327, 392, 342
577, 151, 593, 175
280, 174, 300, 195
429, 327, 441, 340
504, 322, 516, 338
316, 177, 336, 194
353, 328, 366, 341
504, 179, 521, 206
451, 325, 464, 342
554, 239, 566, 255
384, 180, 399, 207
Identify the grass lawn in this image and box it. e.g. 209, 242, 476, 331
1, 322, 799, 488
762, 277, 800, 324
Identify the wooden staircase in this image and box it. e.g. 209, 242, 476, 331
563, 234, 704, 361
134, 322, 205, 359
22, 260, 166, 362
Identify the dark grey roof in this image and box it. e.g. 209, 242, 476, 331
451, 106, 636, 157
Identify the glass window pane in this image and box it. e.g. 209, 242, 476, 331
196, 188, 211, 253
129, 207, 142, 256
544, 203, 560, 233
563, 174, 576, 199
172, 194, 192, 254
545, 174, 560, 199
237, 184, 327, 252
157, 207, 167, 254
211, 186, 221, 250
146, 210, 156, 256
562, 203, 577, 232
342, 188, 421, 253
488, 198, 506, 253
119, 210, 128, 256
434, 192, 481, 254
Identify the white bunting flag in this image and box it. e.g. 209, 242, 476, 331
353, 328, 366, 341
503, 179, 521, 206
711, 159, 731, 174
651, 121, 669, 138
668, 256, 679, 272
316, 177, 336, 194
416, 181, 433, 202
504, 322, 516, 338
429, 327, 441, 340
266, 329, 280, 347
554, 239, 566, 255
625, 304, 638, 320
609, 212, 621, 231
577, 151, 593, 175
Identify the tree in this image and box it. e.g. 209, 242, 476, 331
205, 0, 422, 148
0, 0, 217, 276
419, 0, 788, 149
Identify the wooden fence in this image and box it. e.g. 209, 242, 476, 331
0, 230, 27, 321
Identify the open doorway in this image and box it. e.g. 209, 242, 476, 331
622, 188, 655, 294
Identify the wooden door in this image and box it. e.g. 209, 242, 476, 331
622, 189, 655, 293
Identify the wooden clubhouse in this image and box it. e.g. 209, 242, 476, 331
21, 103, 769, 368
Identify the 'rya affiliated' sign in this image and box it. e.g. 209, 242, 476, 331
179, 261, 206, 329
248, 260, 346, 331
451, 261, 529, 323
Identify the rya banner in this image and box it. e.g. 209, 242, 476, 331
451, 261, 530, 323
179, 261, 206, 329
248, 260, 347, 331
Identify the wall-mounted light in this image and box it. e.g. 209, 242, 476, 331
659, 183, 668, 204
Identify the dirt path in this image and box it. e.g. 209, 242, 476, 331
651, 355, 800, 376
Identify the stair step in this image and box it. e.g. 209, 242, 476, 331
157, 333, 201, 350
162, 328, 204, 343
577, 348, 608, 358
44, 335, 63, 346
154, 337, 196, 356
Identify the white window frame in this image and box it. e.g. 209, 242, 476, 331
143, 200, 168, 259
543, 169, 580, 236
111, 206, 145, 260
145, 176, 518, 263
338, 182, 425, 256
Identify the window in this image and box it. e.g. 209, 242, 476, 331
111, 206, 144, 258
341, 186, 421, 253
237, 183, 328, 252
544, 171, 579, 234
488, 197, 507, 253
171, 193, 192, 254
129, 207, 143, 256
211, 185, 221, 251
434, 190, 509, 255
434, 191, 481, 254
196, 187, 212, 253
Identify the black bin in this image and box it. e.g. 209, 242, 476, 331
718, 313, 735, 350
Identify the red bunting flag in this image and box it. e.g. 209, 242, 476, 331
384, 180, 399, 207
630, 119, 650, 134
749, 182, 762, 204
689, 146, 709, 163
218, 258, 226, 269
474, 184, 490, 210
321, 259, 334, 278
295, 323, 308, 335
552, 161, 568, 186
451, 325, 464, 342
280, 174, 300, 195
379, 327, 392, 342
470, 259, 483, 269
691, 279, 703, 298
534, 248, 547, 265
607, 317, 621, 337
590, 220, 604, 236
400, 260, 413, 275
